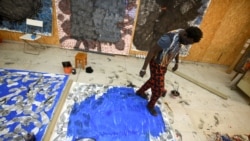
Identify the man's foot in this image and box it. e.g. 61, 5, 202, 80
136, 91, 149, 100
162, 89, 167, 97
147, 106, 157, 116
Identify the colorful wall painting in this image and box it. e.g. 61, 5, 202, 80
132, 0, 211, 57
56, 0, 137, 55
51, 82, 176, 141
0, 0, 53, 36
0, 69, 69, 141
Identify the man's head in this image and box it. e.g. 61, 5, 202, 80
180, 26, 203, 45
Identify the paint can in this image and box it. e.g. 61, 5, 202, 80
170, 90, 180, 97
72, 68, 76, 75
62, 61, 72, 74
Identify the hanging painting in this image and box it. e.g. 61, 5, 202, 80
56, 0, 137, 55
0, 0, 53, 36
132, 0, 211, 57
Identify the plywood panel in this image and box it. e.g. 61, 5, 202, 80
182, 0, 231, 62
0, 0, 59, 46
227, 0, 250, 65
183, 0, 250, 66
209, 0, 250, 65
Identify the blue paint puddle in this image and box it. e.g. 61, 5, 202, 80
67, 87, 166, 141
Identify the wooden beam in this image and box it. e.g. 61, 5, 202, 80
43, 79, 73, 140
169, 69, 228, 99
226, 39, 250, 74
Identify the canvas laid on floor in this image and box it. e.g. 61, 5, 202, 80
51, 82, 176, 141
0, 68, 69, 141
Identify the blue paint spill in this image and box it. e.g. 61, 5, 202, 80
67, 87, 166, 141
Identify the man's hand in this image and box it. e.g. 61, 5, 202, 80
139, 70, 146, 77
172, 63, 178, 72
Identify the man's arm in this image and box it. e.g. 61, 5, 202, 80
140, 44, 162, 77
172, 53, 179, 71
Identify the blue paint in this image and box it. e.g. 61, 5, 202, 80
31, 34, 36, 39
67, 87, 166, 141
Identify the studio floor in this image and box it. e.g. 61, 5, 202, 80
0, 41, 250, 141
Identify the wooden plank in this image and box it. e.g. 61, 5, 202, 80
226, 45, 248, 74
129, 0, 141, 55
237, 71, 250, 97
43, 79, 73, 140
26, 19, 43, 27
168, 68, 228, 100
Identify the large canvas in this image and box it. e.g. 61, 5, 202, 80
0, 0, 53, 36
51, 82, 176, 141
56, 0, 137, 55
132, 0, 211, 57
0, 69, 69, 140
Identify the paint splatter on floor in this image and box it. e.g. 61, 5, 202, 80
206, 132, 250, 141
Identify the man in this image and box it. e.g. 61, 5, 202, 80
136, 26, 203, 116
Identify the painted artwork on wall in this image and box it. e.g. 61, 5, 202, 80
0, 69, 69, 141
132, 0, 211, 57
51, 83, 176, 141
56, 0, 137, 55
56, 0, 210, 56
0, 0, 53, 36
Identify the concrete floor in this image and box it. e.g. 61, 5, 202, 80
0, 41, 250, 140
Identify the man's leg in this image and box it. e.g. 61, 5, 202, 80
147, 61, 166, 116
162, 88, 167, 97
136, 59, 156, 100
136, 79, 152, 100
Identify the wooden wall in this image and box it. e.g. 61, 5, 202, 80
0, 0, 250, 66
183, 0, 250, 66
0, 0, 59, 46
